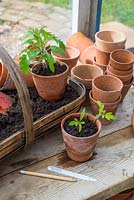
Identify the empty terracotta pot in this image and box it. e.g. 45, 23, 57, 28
110, 49, 134, 70
95, 30, 126, 52
95, 43, 110, 65
61, 112, 101, 162
108, 64, 133, 76
79, 45, 96, 64
71, 64, 103, 90
107, 66, 133, 84
108, 188, 134, 200
0, 62, 8, 88
52, 46, 80, 74
92, 75, 123, 103
67, 32, 93, 54
31, 60, 69, 101
121, 78, 133, 101
89, 91, 121, 125
93, 57, 107, 72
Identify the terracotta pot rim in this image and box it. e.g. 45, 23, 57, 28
95, 30, 126, 44
92, 75, 123, 93
71, 64, 103, 81
61, 113, 102, 139
94, 43, 110, 54
53, 46, 80, 60
31, 60, 69, 78
89, 90, 122, 105
108, 63, 133, 73
93, 57, 108, 67
123, 77, 134, 86
110, 49, 134, 65
107, 65, 133, 78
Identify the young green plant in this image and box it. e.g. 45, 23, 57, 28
19, 26, 65, 74
69, 101, 116, 133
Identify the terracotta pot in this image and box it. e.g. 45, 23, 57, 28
95, 30, 126, 52
52, 46, 80, 75
110, 49, 134, 70
108, 188, 134, 200
66, 32, 93, 54
95, 43, 110, 65
14, 55, 35, 87
31, 60, 69, 101
121, 78, 133, 101
71, 64, 103, 90
93, 57, 107, 72
61, 113, 101, 162
107, 66, 133, 84
108, 64, 133, 76
89, 91, 121, 125
0, 62, 8, 88
79, 45, 96, 64
92, 75, 123, 103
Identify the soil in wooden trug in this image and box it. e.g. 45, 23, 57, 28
0, 86, 79, 142
32, 62, 67, 76
64, 117, 98, 137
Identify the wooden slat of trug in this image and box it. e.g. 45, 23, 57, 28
0, 127, 134, 200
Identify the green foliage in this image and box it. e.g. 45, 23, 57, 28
19, 26, 65, 74
96, 101, 116, 121
69, 108, 86, 132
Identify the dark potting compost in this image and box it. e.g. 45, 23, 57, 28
64, 117, 98, 137
32, 62, 67, 76
0, 86, 79, 142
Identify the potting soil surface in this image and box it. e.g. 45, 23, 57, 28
0, 86, 79, 142
64, 117, 98, 137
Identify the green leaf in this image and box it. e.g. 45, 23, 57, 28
105, 112, 116, 120
28, 49, 40, 60
97, 101, 104, 110
78, 123, 82, 132
51, 46, 65, 55
69, 121, 76, 126
19, 54, 30, 74
80, 108, 86, 121
81, 121, 85, 125
59, 40, 65, 51
46, 53, 56, 73
23, 39, 35, 46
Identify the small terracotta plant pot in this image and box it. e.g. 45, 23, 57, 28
93, 57, 107, 72
92, 75, 123, 103
121, 78, 133, 101
71, 64, 103, 90
0, 62, 8, 88
110, 49, 134, 70
61, 113, 101, 162
108, 64, 133, 76
89, 91, 121, 125
107, 66, 133, 84
67, 32, 93, 54
95, 43, 110, 65
95, 30, 126, 52
52, 46, 80, 75
79, 45, 96, 64
31, 60, 69, 101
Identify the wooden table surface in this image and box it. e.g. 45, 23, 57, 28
0, 88, 134, 200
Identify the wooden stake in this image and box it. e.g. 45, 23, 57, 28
20, 170, 77, 182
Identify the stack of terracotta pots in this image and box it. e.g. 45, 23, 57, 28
93, 30, 126, 73
89, 75, 123, 125
107, 49, 134, 100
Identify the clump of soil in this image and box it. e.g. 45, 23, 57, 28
64, 116, 98, 137
0, 86, 79, 142
32, 62, 67, 76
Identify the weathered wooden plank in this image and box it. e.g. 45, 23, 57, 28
0, 126, 134, 200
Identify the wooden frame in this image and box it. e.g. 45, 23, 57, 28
72, 0, 102, 41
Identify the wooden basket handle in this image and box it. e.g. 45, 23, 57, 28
0, 46, 34, 146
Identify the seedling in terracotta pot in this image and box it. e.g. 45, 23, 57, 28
19, 26, 69, 101
61, 103, 116, 162
0, 92, 12, 115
